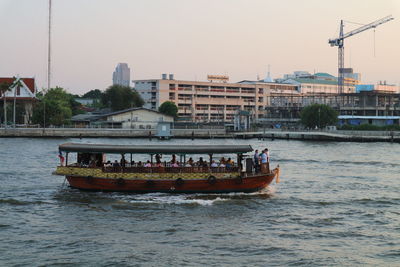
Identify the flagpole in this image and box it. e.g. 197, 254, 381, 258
44, 0, 52, 129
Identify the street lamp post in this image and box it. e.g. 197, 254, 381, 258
43, 100, 46, 128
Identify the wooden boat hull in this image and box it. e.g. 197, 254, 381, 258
65, 171, 278, 193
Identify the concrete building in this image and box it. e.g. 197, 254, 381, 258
134, 75, 297, 122
282, 77, 355, 94
112, 63, 131, 87
71, 107, 173, 129
105, 108, 173, 129
341, 68, 361, 85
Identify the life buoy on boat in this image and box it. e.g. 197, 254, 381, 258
175, 178, 184, 186
208, 175, 217, 185
116, 178, 125, 186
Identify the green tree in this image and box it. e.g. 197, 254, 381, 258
82, 89, 102, 99
300, 104, 338, 129
32, 87, 75, 126
101, 85, 144, 111
158, 101, 178, 117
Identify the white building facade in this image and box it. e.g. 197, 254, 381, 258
105, 108, 173, 129
134, 76, 298, 122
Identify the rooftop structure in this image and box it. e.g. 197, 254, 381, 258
356, 82, 398, 93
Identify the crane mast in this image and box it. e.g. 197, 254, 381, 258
329, 15, 394, 94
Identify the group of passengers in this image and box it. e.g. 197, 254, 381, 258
253, 148, 270, 173
102, 154, 236, 169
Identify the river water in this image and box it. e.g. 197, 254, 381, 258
0, 138, 399, 266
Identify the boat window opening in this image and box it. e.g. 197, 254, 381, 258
65, 151, 245, 173
75, 153, 103, 167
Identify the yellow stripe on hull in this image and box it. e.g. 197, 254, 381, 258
55, 166, 240, 180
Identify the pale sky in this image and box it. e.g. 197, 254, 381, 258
0, 0, 399, 94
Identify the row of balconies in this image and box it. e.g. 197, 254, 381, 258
172, 87, 256, 94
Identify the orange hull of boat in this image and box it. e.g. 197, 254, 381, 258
66, 173, 277, 193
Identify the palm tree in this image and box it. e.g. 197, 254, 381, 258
0, 81, 12, 128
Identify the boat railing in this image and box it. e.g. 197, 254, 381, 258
63, 164, 240, 173
102, 166, 240, 173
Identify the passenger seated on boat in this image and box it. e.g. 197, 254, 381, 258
187, 157, 194, 166
120, 157, 127, 167
155, 154, 162, 164
137, 161, 143, 167
225, 158, 232, 169
144, 161, 151, 167
113, 160, 120, 167
130, 160, 135, 167
112, 160, 121, 172
220, 157, 226, 164
172, 162, 179, 167
88, 159, 94, 167
197, 157, 207, 167
154, 162, 163, 167
170, 154, 177, 164
185, 162, 192, 167
210, 160, 218, 167
219, 162, 225, 168
104, 160, 112, 167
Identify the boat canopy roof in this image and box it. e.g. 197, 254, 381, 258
59, 143, 253, 154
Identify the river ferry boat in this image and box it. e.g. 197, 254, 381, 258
54, 143, 280, 193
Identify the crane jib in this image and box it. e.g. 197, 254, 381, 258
328, 15, 394, 94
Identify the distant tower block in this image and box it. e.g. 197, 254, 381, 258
113, 63, 131, 87
263, 65, 274, 83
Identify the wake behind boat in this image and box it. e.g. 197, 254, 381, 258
53, 143, 280, 193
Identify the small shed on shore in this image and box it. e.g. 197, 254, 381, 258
71, 108, 174, 129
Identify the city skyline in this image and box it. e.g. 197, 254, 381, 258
0, 0, 399, 94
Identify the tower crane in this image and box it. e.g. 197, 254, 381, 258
329, 15, 394, 94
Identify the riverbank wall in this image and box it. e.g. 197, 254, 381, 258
0, 128, 227, 138
233, 130, 400, 142
1, 128, 399, 142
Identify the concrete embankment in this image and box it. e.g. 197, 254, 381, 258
1, 128, 399, 142
233, 130, 400, 142
0, 128, 227, 138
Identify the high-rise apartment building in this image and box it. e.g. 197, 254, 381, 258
112, 63, 131, 87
